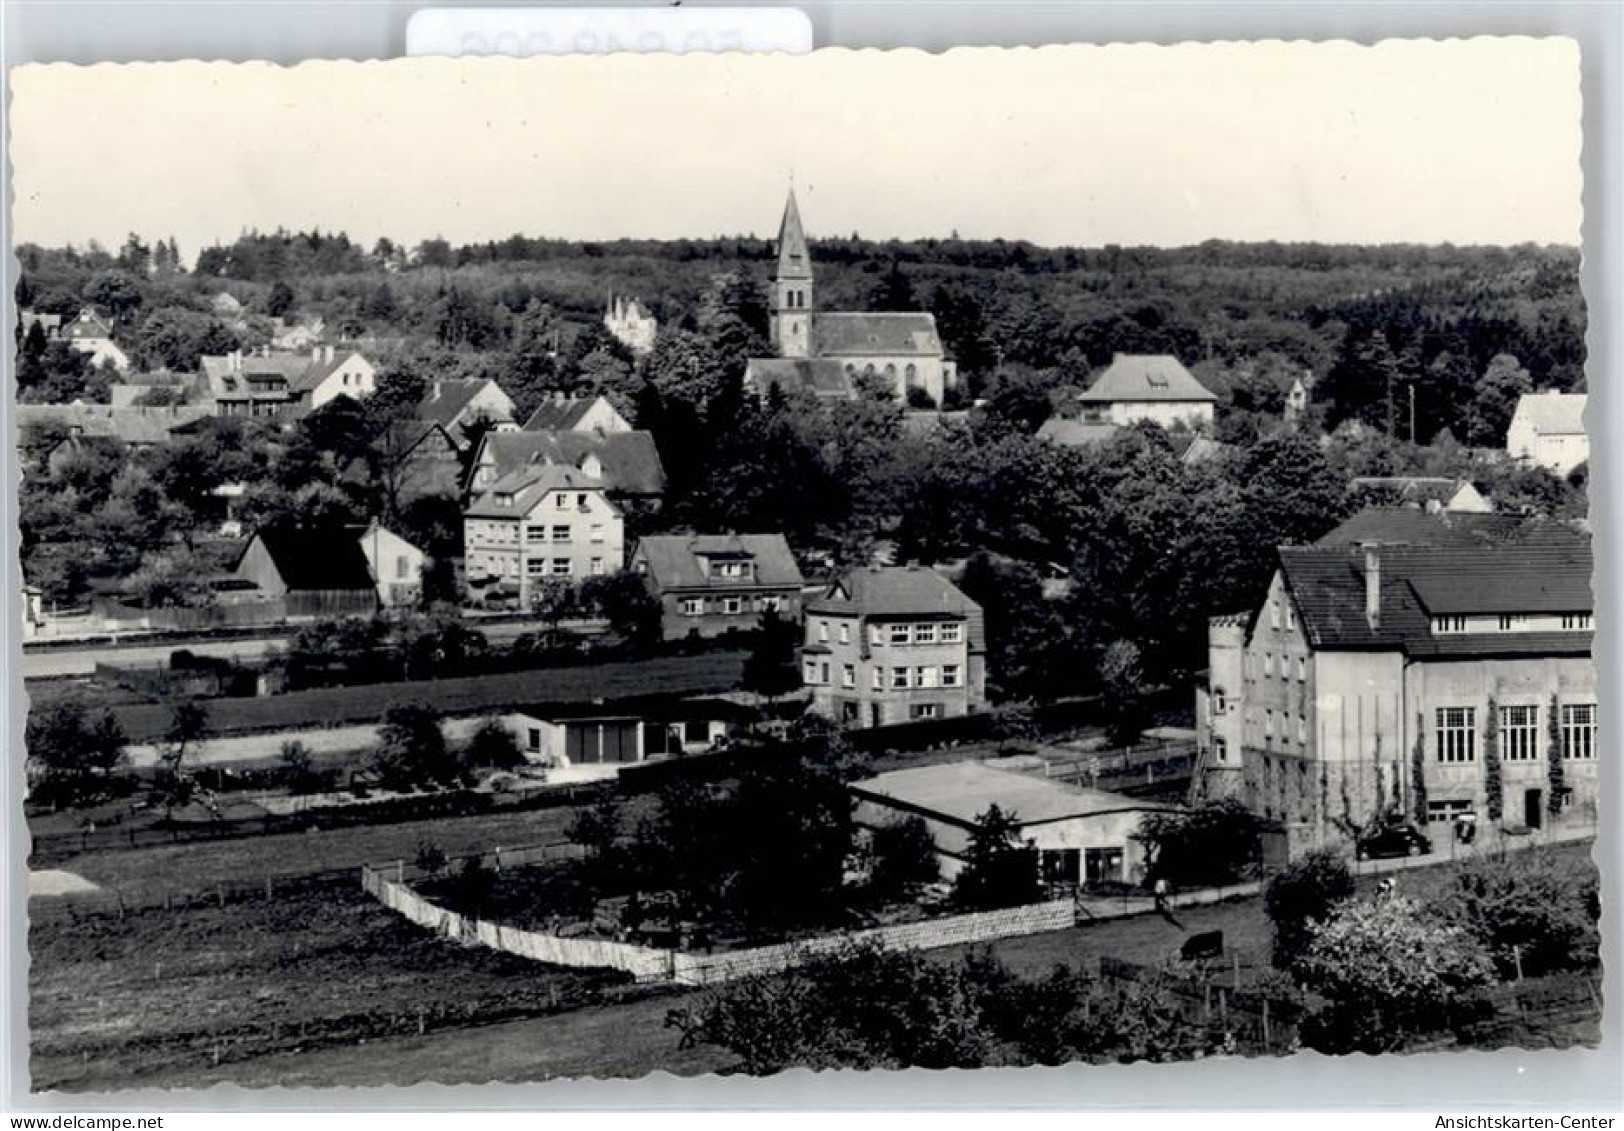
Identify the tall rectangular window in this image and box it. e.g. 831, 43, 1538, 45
872, 667, 883, 691
842, 664, 856, 689
1437, 707, 1477, 763
1562, 703, 1596, 759
838, 622, 850, 644
1500, 705, 1539, 762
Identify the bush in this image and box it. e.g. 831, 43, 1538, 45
464, 718, 525, 770
1443, 850, 1600, 978
867, 816, 941, 901
1264, 848, 1356, 971
1135, 799, 1261, 889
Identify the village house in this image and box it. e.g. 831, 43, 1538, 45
1194, 536, 1596, 852
520, 392, 632, 435
19, 404, 214, 476
1313, 505, 1533, 550
1348, 476, 1492, 514
198, 346, 376, 417
503, 697, 756, 771
464, 428, 666, 511
463, 464, 625, 607
1507, 390, 1588, 475
629, 533, 805, 641
851, 761, 1173, 888
416, 377, 518, 450
603, 294, 658, 357
743, 189, 957, 407
354, 520, 429, 608
1072, 354, 1216, 429
18, 309, 63, 340
60, 308, 131, 372
108, 370, 200, 408
801, 565, 987, 729
231, 526, 381, 620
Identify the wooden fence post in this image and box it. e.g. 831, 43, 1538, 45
1261, 998, 1271, 1051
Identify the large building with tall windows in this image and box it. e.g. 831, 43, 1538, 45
742, 189, 957, 408
463, 464, 624, 608
801, 566, 986, 728
1195, 530, 1596, 850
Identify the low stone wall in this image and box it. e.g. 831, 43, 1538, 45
360, 865, 1076, 986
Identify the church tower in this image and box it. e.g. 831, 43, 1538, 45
770, 188, 814, 359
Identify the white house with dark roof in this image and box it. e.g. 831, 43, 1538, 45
802, 565, 987, 728
1507, 390, 1588, 475
1195, 536, 1596, 847
630, 533, 805, 640
416, 377, 517, 449
198, 346, 376, 416
744, 189, 957, 407
464, 428, 666, 507
463, 464, 624, 607
521, 392, 631, 435
1075, 354, 1216, 429
61, 309, 130, 372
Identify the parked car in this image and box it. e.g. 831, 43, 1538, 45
1355, 822, 1432, 860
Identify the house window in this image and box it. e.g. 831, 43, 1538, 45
526, 524, 547, 541
917, 666, 939, 689
1286, 605, 1296, 631
891, 667, 910, 689
761, 596, 782, 613
722, 597, 743, 615
870, 624, 885, 646
395, 556, 410, 579
820, 662, 830, 684
1436, 707, 1476, 763
576, 494, 588, 508
940, 623, 964, 644
911, 703, 941, 720
1270, 600, 1281, 629
1434, 616, 1467, 634
590, 558, 604, 576
681, 598, 704, 617
1500, 705, 1539, 761
1297, 715, 1308, 744
527, 727, 542, 753
1264, 710, 1274, 739
556, 495, 568, 509
526, 559, 547, 576
1562, 613, 1592, 630
943, 664, 961, 687
889, 624, 911, 645
1562, 704, 1596, 759
590, 524, 605, 543
838, 622, 850, 644
872, 668, 883, 691
803, 659, 820, 684
552, 525, 571, 542
842, 664, 856, 688
1295, 657, 1306, 682
1213, 690, 1227, 714
1498, 614, 1527, 631
1213, 737, 1228, 764
913, 623, 938, 645
715, 561, 745, 578
1264, 653, 1275, 677
550, 559, 572, 576
818, 621, 830, 643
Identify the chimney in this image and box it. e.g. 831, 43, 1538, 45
431, 379, 442, 401
1361, 541, 1381, 628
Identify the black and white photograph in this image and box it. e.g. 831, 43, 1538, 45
6, 37, 1605, 1094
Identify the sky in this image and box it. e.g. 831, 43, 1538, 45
9, 38, 1583, 256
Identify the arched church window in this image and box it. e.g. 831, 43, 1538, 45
863, 363, 876, 377
905, 363, 917, 385
884, 364, 896, 378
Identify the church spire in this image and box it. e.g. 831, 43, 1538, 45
775, 187, 813, 282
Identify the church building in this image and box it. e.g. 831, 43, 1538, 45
743, 189, 956, 407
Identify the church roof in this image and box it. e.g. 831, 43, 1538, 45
775, 189, 813, 281
744, 358, 855, 400
813, 312, 943, 357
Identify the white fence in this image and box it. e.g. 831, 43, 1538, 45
360, 865, 1077, 986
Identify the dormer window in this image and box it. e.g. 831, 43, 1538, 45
1433, 616, 1467, 634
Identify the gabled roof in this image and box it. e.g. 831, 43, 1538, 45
809, 566, 985, 650
1076, 354, 1216, 404
1316, 506, 1535, 549
1036, 418, 1120, 448
775, 188, 813, 281
465, 464, 610, 519
813, 312, 943, 357
16, 404, 212, 446
1510, 391, 1586, 436
1181, 435, 1236, 466
744, 358, 855, 399
243, 527, 378, 593
417, 378, 510, 430
634, 534, 804, 591
475, 430, 666, 497
288, 350, 367, 395
62, 309, 113, 340
521, 394, 617, 432
1277, 541, 1592, 657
